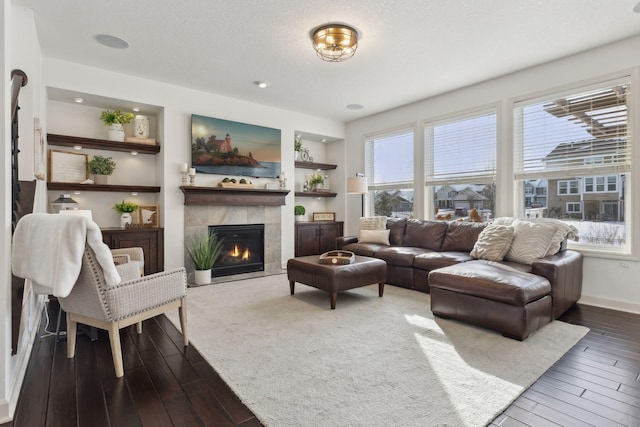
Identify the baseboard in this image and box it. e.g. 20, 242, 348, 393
0, 297, 45, 423
579, 295, 640, 315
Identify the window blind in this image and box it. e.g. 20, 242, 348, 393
424, 110, 496, 186
513, 78, 631, 180
365, 129, 414, 191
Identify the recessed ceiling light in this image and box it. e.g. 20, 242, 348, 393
321, 138, 327, 143
346, 104, 364, 110
255, 81, 270, 89
132, 107, 140, 112
74, 97, 84, 103
95, 34, 129, 49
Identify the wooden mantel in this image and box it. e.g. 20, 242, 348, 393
179, 186, 289, 206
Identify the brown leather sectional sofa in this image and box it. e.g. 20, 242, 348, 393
336, 218, 583, 340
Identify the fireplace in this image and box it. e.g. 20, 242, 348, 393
209, 224, 264, 277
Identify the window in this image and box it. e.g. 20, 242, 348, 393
558, 180, 579, 195
365, 129, 414, 217
584, 175, 618, 193
425, 108, 496, 220
567, 202, 582, 214
514, 77, 630, 251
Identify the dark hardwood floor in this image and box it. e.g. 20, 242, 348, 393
3, 301, 640, 426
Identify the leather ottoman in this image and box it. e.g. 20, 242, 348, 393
428, 260, 552, 340
287, 255, 387, 309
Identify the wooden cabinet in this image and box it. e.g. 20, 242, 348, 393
102, 228, 164, 275
295, 221, 343, 257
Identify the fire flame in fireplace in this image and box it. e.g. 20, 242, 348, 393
230, 244, 251, 261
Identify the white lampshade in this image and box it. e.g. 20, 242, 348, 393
347, 176, 368, 194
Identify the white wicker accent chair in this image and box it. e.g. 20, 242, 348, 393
59, 246, 188, 378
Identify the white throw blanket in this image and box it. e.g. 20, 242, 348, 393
11, 213, 121, 297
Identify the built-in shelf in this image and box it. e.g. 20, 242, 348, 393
294, 161, 337, 170
180, 186, 289, 206
295, 191, 337, 198
48, 133, 161, 154
47, 183, 161, 193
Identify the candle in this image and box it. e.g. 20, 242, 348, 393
188, 167, 196, 175
180, 163, 188, 173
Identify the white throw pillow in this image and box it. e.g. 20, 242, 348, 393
505, 220, 558, 264
524, 218, 579, 256
470, 224, 515, 261
359, 216, 387, 231
358, 229, 391, 245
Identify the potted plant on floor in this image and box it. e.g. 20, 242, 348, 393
113, 200, 139, 229
187, 231, 224, 286
100, 109, 134, 142
88, 155, 116, 185
294, 205, 306, 222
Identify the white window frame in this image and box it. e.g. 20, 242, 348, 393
558, 179, 579, 195
584, 175, 618, 193
566, 202, 582, 214
512, 74, 633, 256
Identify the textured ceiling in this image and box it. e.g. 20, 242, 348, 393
16, 0, 640, 123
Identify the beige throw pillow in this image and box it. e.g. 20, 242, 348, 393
358, 229, 391, 245
359, 216, 387, 231
470, 224, 515, 261
505, 220, 558, 264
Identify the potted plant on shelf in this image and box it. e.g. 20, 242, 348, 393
309, 172, 324, 191
187, 231, 224, 286
294, 135, 303, 161
88, 155, 116, 185
294, 205, 306, 222
113, 200, 139, 229
100, 109, 134, 142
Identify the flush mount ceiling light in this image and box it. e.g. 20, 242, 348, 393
255, 81, 270, 89
95, 34, 129, 49
311, 24, 359, 62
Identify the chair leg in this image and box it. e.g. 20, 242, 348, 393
136, 321, 142, 334
66, 315, 77, 358
179, 297, 188, 347
108, 323, 124, 378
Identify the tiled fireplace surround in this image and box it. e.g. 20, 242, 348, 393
184, 204, 282, 281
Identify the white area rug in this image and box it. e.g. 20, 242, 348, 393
166, 274, 588, 427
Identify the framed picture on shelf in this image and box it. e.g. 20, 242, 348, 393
138, 205, 159, 227
48, 150, 88, 183
313, 212, 336, 222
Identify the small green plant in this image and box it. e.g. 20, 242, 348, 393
294, 135, 303, 152
100, 109, 134, 125
309, 172, 324, 185
113, 200, 139, 214
187, 232, 225, 270
294, 205, 306, 216
88, 155, 116, 175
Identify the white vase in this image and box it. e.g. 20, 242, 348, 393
194, 269, 212, 286
94, 174, 108, 185
295, 151, 300, 161
120, 212, 132, 229
295, 214, 304, 222
107, 123, 125, 142
134, 115, 149, 138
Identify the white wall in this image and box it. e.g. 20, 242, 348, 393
346, 35, 640, 313
42, 58, 346, 269
1, 3, 47, 422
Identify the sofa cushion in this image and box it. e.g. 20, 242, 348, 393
386, 217, 407, 246
505, 220, 558, 264
470, 223, 514, 261
375, 246, 432, 267
413, 251, 473, 271
428, 260, 551, 307
359, 229, 390, 245
402, 219, 447, 251
342, 242, 387, 257
441, 221, 487, 252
